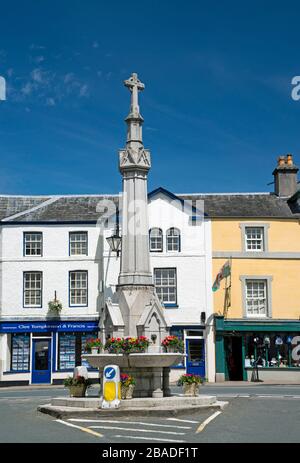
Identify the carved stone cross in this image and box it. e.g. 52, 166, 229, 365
124, 73, 145, 114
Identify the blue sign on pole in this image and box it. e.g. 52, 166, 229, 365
104, 366, 116, 380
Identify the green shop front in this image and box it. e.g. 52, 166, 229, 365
215, 316, 300, 382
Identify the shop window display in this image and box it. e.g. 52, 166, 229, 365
58, 332, 98, 370
11, 334, 30, 371
245, 333, 300, 368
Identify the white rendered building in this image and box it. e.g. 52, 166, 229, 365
0, 189, 215, 385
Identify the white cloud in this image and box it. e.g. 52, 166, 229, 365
79, 84, 89, 97
64, 73, 75, 84
29, 44, 46, 50
46, 97, 55, 106
21, 82, 34, 96
35, 55, 45, 64
31, 68, 44, 83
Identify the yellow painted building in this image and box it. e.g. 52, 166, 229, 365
211, 155, 300, 382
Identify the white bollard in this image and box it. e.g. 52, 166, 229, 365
101, 365, 121, 409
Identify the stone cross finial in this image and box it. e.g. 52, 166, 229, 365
124, 73, 145, 116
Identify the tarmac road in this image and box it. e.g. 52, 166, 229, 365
0, 384, 299, 443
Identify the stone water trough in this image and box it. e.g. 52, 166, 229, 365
82, 352, 183, 398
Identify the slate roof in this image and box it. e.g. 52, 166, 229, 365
0, 196, 51, 221
179, 193, 299, 218
0, 191, 299, 223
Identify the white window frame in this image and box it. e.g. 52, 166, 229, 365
23, 271, 42, 308
24, 232, 43, 257
69, 232, 88, 256
149, 228, 163, 252
69, 271, 88, 307
154, 268, 177, 305
239, 223, 269, 253
245, 227, 264, 252
240, 275, 273, 318
166, 227, 181, 252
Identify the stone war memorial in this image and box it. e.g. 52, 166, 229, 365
40, 74, 221, 416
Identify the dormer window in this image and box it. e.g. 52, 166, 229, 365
166, 228, 181, 252
149, 228, 163, 252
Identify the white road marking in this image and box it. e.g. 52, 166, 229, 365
89, 425, 185, 435
196, 411, 222, 434
0, 396, 52, 400
166, 417, 199, 424
114, 434, 186, 443
56, 419, 103, 438
68, 418, 191, 429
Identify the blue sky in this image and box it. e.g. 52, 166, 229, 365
0, 1, 300, 195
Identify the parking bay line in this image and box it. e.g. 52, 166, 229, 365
196, 411, 222, 434
69, 419, 191, 429
114, 435, 186, 443
56, 419, 103, 438
89, 425, 185, 436
166, 418, 199, 424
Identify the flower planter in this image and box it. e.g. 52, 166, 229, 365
125, 384, 135, 399
183, 383, 200, 397
126, 348, 146, 354
166, 346, 178, 353
69, 384, 87, 398
121, 384, 135, 399
106, 347, 123, 354
91, 347, 99, 354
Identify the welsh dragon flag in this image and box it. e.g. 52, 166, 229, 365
212, 260, 231, 292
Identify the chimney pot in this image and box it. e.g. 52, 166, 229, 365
286, 154, 293, 166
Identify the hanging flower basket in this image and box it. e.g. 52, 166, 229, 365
161, 335, 184, 353
48, 299, 63, 315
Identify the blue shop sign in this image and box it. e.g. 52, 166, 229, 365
0, 320, 99, 333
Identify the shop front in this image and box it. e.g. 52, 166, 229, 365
0, 319, 100, 386
215, 316, 300, 382
169, 326, 207, 382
